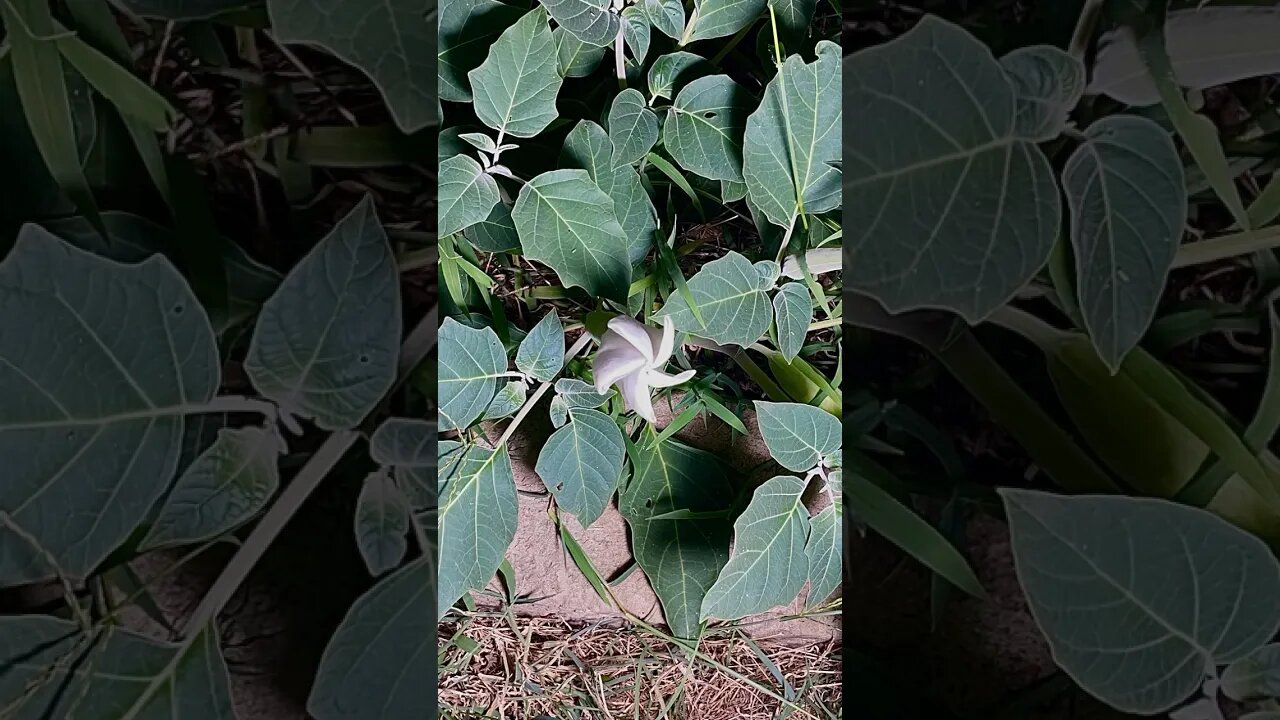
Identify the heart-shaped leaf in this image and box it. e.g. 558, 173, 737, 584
355, 471, 411, 576
469, 8, 563, 138
516, 310, 565, 382
755, 400, 840, 472
1000, 45, 1086, 142
666, 75, 751, 182
440, 154, 500, 238
663, 251, 775, 346
771, 282, 811, 362
536, 408, 625, 526
438, 318, 507, 432
609, 88, 659, 168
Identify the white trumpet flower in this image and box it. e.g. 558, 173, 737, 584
593, 315, 695, 423
781, 248, 842, 279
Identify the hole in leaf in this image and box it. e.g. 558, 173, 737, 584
702, 111, 717, 120
172, 304, 185, 316
358, 354, 370, 364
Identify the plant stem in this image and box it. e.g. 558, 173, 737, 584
495, 333, 594, 449
1069, 0, 1105, 60
1174, 225, 1280, 268
200, 395, 278, 420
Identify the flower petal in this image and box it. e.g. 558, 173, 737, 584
655, 315, 676, 366
619, 371, 656, 424
607, 316, 657, 365
782, 247, 843, 279
594, 347, 646, 393
646, 368, 695, 388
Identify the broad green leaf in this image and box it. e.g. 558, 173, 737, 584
470, 8, 563, 138
483, 380, 527, 420
1062, 115, 1186, 370
622, 6, 651, 64
536, 408, 625, 526
245, 196, 401, 430
744, 41, 840, 227
561, 121, 657, 264
663, 251, 775, 347
755, 400, 839, 472
355, 471, 411, 576
772, 282, 811, 362
0, 228, 218, 586
644, 0, 685, 38
119, 0, 252, 19
556, 26, 607, 78
268, 0, 434, 133
439, 444, 518, 619
648, 51, 711, 100
1000, 45, 1086, 141
515, 311, 565, 381
619, 437, 732, 638
440, 0, 524, 102
309, 558, 434, 720
370, 418, 436, 511
1001, 489, 1280, 714
684, 0, 765, 43
550, 378, 611, 427
847, 17, 1060, 322
805, 470, 841, 605
1090, 7, 1280, 107
438, 318, 507, 431
513, 169, 632, 302
440, 154, 500, 237
769, 0, 816, 45
0, 617, 234, 719
542, 0, 620, 47
140, 427, 282, 550
1223, 644, 1280, 702
665, 75, 751, 182
701, 475, 809, 622
462, 201, 520, 252
609, 88, 659, 167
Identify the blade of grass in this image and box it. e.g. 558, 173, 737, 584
657, 221, 705, 328
1174, 225, 1280, 268
646, 151, 704, 219
54, 26, 174, 130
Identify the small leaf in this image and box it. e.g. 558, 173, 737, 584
772, 282, 811, 362
439, 444, 518, 619
1001, 489, 1280, 714
369, 418, 435, 511
536, 408, 625, 527
355, 471, 411, 576
755, 400, 839, 472
1062, 115, 1186, 370
438, 318, 507, 432
141, 427, 282, 550
1000, 45, 1086, 141
245, 196, 401, 430
622, 6, 651, 63
1223, 644, 1280, 702
556, 26, 607, 78
513, 169, 632, 302
663, 251, 775, 346
665, 75, 752, 182
458, 132, 497, 153
483, 380, 527, 420
542, 0, 620, 47
551, 378, 611, 427
684, 0, 765, 43
469, 8, 563, 138
648, 51, 711, 100
701, 475, 809, 622
609, 88, 659, 168
440, 154, 500, 238
644, 0, 686, 38
516, 311, 565, 382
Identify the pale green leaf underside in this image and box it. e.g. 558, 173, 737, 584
1001, 489, 1280, 714
438, 318, 506, 432
701, 475, 809, 622
0, 616, 234, 719
0, 228, 218, 587
771, 282, 811, 362
666, 74, 751, 182
439, 0, 524, 102
439, 154, 500, 238
141, 426, 281, 550
1000, 45, 1085, 142
309, 558, 434, 720
755, 400, 839, 472
846, 17, 1060, 322
439, 444, 518, 619
515, 311, 565, 382
1062, 115, 1186, 371
609, 88, 659, 168
561, 121, 657, 265
513, 169, 632, 302
685, 0, 765, 43
663, 251, 774, 347
355, 471, 411, 576
619, 437, 732, 638
245, 196, 401, 431
268, 0, 435, 132
542, 0, 620, 46
469, 8, 563, 138
536, 408, 625, 527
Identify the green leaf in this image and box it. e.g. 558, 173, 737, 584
440, 0, 524, 102
245, 196, 401, 430
622, 6, 651, 63
684, 0, 765, 43
516, 310, 565, 382
513, 169, 632, 302
309, 558, 434, 720
462, 201, 520, 252
369, 418, 436, 511
1001, 489, 1280, 714
771, 282, 811, 362
140, 427, 282, 550
663, 251, 775, 347
1223, 644, 1280, 702
609, 88, 659, 168
54, 30, 174, 131
744, 41, 840, 227
439, 443, 518, 619
438, 318, 507, 432
701, 475, 809, 622
550, 378, 611, 427
619, 437, 732, 638
355, 470, 411, 576
556, 26, 607, 78
847, 17, 1060, 322
1062, 115, 1187, 370
769, 0, 816, 45
439, 154, 500, 237
805, 470, 841, 605
648, 51, 711, 100
561, 121, 657, 264
999, 45, 1086, 142
644, 0, 686, 38
0, 617, 235, 719
665, 75, 752, 182
469, 8, 563, 138
267, 0, 434, 133
536, 408, 625, 526
483, 380, 527, 420
542, 0, 620, 47
118, 0, 253, 20
0, 227, 218, 586
755, 400, 839, 472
